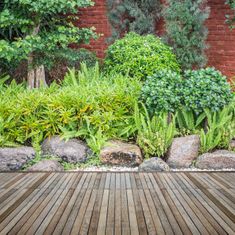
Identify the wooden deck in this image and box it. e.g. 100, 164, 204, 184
0, 172, 234, 235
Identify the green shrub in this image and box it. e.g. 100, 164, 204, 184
140, 70, 183, 114
106, 0, 162, 41
104, 32, 181, 79
200, 106, 235, 153
176, 108, 206, 136
183, 68, 233, 114
163, 0, 209, 70
134, 104, 176, 158
0, 64, 142, 154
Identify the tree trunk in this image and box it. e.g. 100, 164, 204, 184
27, 64, 47, 88
27, 24, 47, 88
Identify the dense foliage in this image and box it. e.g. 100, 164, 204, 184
183, 68, 233, 114
226, 0, 235, 28
200, 106, 235, 153
163, 0, 210, 70
0, 64, 141, 153
106, 0, 161, 41
0, 64, 234, 158
134, 104, 176, 158
140, 70, 183, 114
104, 32, 181, 79
0, 0, 96, 86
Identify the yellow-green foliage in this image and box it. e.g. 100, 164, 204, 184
0, 64, 141, 153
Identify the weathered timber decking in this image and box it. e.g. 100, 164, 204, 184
0, 172, 234, 235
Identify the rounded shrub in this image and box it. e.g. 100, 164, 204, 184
140, 70, 183, 113
104, 32, 181, 80
183, 67, 233, 113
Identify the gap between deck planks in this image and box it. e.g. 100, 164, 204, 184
0, 172, 234, 235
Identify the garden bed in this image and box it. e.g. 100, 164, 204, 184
0, 34, 235, 172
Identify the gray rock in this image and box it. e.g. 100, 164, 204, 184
229, 139, 235, 149
167, 135, 200, 168
0, 147, 35, 171
41, 136, 91, 164
100, 140, 143, 166
139, 158, 170, 172
195, 150, 235, 169
27, 160, 64, 171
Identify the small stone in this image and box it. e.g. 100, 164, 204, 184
167, 135, 200, 168
27, 160, 64, 171
139, 158, 170, 172
195, 150, 235, 169
229, 139, 235, 149
0, 147, 35, 171
41, 136, 91, 164
100, 140, 143, 166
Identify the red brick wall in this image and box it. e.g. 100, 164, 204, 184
206, 0, 235, 79
77, 0, 235, 78
76, 0, 112, 58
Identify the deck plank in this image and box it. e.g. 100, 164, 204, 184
0, 172, 234, 235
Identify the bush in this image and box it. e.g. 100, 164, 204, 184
183, 68, 233, 114
134, 104, 176, 158
104, 32, 181, 79
200, 106, 235, 153
140, 70, 183, 113
163, 0, 209, 69
0, 64, 142, 154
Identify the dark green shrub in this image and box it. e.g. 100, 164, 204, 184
183, 67, 233, 113
140, 70, 183, 113
104, 32, 181, 80
163, 0, 209, 69
106, 0, 162, 41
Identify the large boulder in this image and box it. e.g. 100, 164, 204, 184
139, 158, 170, 172
195, 150, 235, 169
100, 140, 143, 166
166, 135, 200, 168
41, 136, 91, 164
27, 160, 64, 171
0, 147, 35, 171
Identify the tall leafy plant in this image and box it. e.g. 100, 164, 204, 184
0, 0, 96, 88
200, 107, 235, 153
134, 104, 176, 158
176, 108, 206, 136
163, 0, 210, 69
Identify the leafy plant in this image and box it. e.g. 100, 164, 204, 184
106, 0, 161, 41
104, 32, 181, 80
0, 0, 97, 87
176, 108, 206, 136
0, 74, 10, 88
183, 67, 233, 114
163, 0, 210, 69
134, 104, 176, 158
200, 106, 235, 153
140, 70, 183, 114
0, 64, 141, 151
